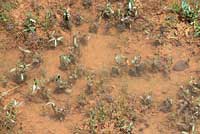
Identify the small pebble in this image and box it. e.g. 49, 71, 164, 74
173, 60, 189, 71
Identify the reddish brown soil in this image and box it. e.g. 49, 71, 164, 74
1, 0, 200, 134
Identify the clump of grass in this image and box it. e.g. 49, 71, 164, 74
172, 0, 200, 37
75, 96, 136, 133
174, 77, 200, 133
23, 14, 37, 33
10, 62, 31, 84
42, 10, 56, 30
0, 12, 9, 23
0, 100, 21, 133
101, 2, 114, 19
59, 54, 76, 70
140, 92, 153, 110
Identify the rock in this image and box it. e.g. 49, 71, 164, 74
173, 60, 189, 71
116, 23, 126, 32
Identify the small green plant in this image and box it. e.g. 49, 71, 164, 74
174, 0, 200, 37
126, 0, 137, 17
31, 79, 40, 94
115, 54, 127, 66
23, 15, 37, 33
48, 31, 63, 48
0, 100, 21, 132
101, 2, 114, 19
194, 21, 200, 37
55, 75, 68, 93
10, 62, 31, 84
140, 93, 153, 109
76, 96, 136, 133
62, 8, 72, 30
0, 12, 9, 23
181, 0, 197, 22
171, 2, 181, 13
59, 54, 75, 70
42, 10, 56, 30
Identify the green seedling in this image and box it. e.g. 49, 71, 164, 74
126, 0, 137, 17
10, 62, 31, 84
181, 0, 197, 22
59, 54, 75, 70
23, 16, 37, 33
131, 55, 141, 65
55, 75, 68, 93
115, 54, 127, 66
194, 21, 200, 37
76, 96, 136, 133
68, 67, 83, 86
101, 2, 114, 19
140, 93, 153, 109
1, 100, 21, 130
171, 2, 181, 13
46, 102, 66, 121
48, 31, 63, 48
0, 12, 8, 23
32, 79, 40, 94
175, 0, 200, 37
129, 55, 145, 77
63, 8, 72, 30
42, 10, 56, 30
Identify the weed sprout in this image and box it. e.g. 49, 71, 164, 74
101, 2, 114, 19
0, 100, 21, 131
24, 16, 37, 33
55, 75, 68, 93
32, 79, 40, 94
63, 8, 72, 30
10, 62, 31, 84
126, 0, 137, 17
59, 54, 75, 70
115, 54, 127, 66
48, 31, 63, 48
140, 93, 153, 109
42, 10, 56, 30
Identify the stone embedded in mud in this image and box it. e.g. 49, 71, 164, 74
173, 60, 189, 71
116, 23, 126, 32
